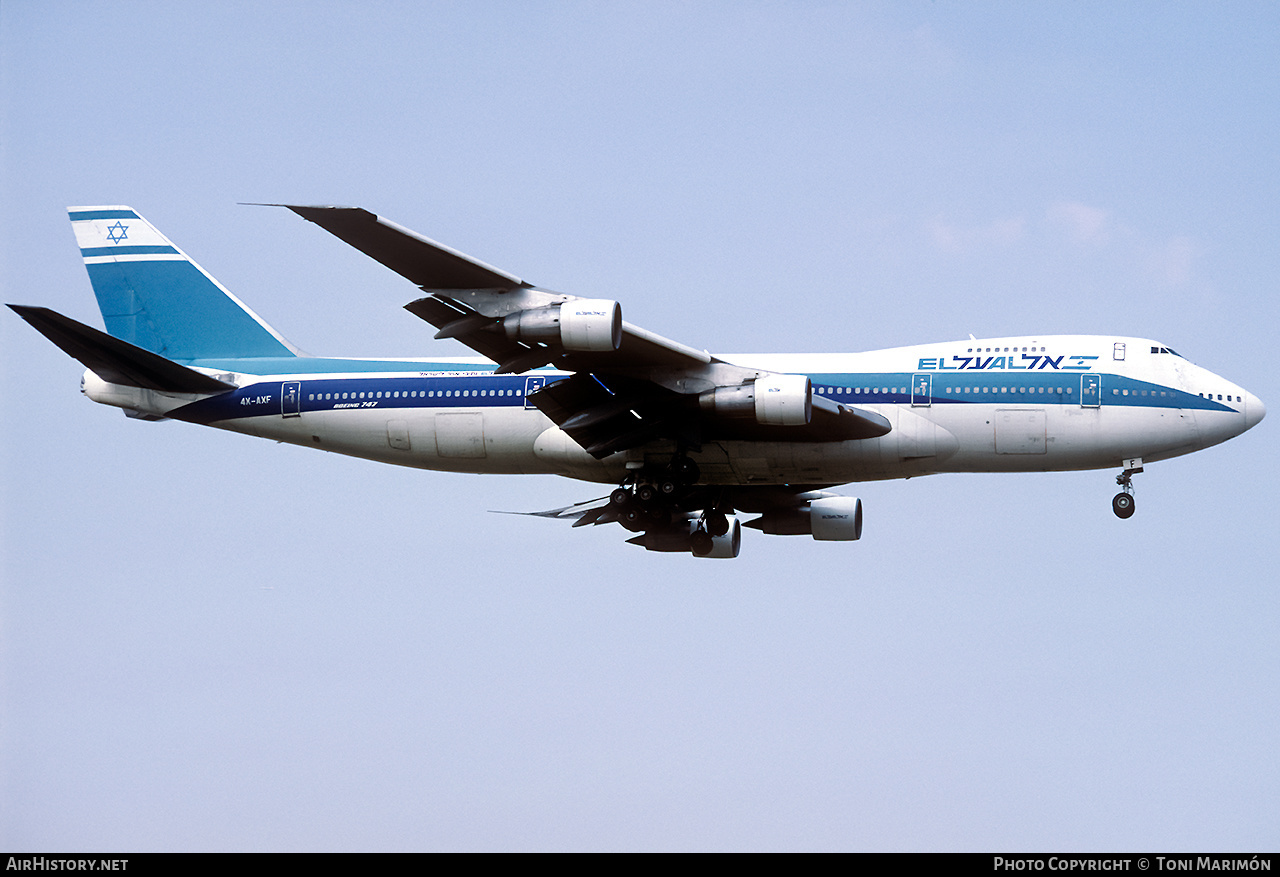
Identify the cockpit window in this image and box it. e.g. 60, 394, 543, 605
1150, 346, 1183, 357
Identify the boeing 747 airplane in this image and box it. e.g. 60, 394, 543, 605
10, 205, 1265, 558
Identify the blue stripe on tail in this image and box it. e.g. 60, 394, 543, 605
70, 206, 296, 362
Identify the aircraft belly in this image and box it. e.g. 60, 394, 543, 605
708, 407, 959, 485
719, 440, 843, 484
930, 403, 1203, 472
218, 406, 551, 474
1188, 408, 1244, 451
532, 426, 627, 482
434, 412, 485, 458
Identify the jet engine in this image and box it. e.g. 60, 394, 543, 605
503, 298, 622, 351
698, 374, 812, 426
746, 496, 862, 541
692, 516, 742, 558
631, 515, 742, 558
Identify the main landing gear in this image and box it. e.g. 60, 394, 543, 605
1111, 458, 1143, 519
609, 455, 702, 531
608, 454, 736, 556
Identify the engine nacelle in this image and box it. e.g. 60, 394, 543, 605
747, 497, 862, 541
693, 516, 741, 559
636, 515, 742, 558
698, 374, 812, 426
560, 299, 622, 351
503, 299, 622, 352
809, 497, 862, 541
755, 374, 811, 426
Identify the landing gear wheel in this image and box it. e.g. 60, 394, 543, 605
1112, 461, 1141, 520
1112, 492, 1135, 519
690, 530, 714, 556
636, 483, 657, 504
610, 487, 631, 508
659, 479, 679, 496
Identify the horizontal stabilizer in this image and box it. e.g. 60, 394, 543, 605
491, 497, 611, 524
9, 305, 235, 394
277, 205, 528, 290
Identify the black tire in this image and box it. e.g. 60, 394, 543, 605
690, 530, 714, 556
1112, 492, 1135, 519
610, 488, 631, 508
705, 511, 729, 537
659, 479, 679, 496
637, 484, 657, 504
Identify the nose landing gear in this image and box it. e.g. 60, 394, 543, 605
1111, 490, 1135, 519
1112, 458, 1143, 519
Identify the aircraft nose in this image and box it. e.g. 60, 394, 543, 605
1245, 391, 1266, 431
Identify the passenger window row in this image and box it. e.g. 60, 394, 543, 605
944, 386, 1071, 395
306, 388, 525, 402
965, 346, 1047, 353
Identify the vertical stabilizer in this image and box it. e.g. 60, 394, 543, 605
69, 206, 296, 360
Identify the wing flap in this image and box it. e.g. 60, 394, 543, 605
529, 372, 686, 458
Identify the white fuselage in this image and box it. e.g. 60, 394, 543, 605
82, 334, 1264, 487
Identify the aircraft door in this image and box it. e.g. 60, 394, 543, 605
1080, 374, 1101, 408
281, 381, 301, 417
911, 373, 932, 407
523, 375, 545, 409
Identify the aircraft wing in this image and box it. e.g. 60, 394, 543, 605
283, 205, 528, 290
284, 205, 890, 456
282, 205, 713, 373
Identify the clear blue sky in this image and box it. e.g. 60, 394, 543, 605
3, 1, 1276, 851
